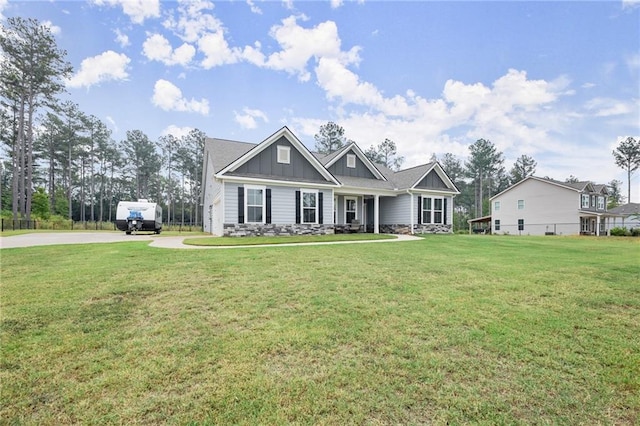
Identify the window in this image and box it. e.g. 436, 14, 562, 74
494, 201, 500, 211
591, 195, 596, 208
518, 219, 524, 231
346, 154, 356, 168
581, 194, 590, 208
517, 199, 525, 210
597, 196, 605, 210
422, 197, 431, 224
422, 197, 444, 224
277, 145, 290, 164
245, 186, 265, 223
301, 190, 317, 224
345, 197, 357, 223
494, 219, 501, 231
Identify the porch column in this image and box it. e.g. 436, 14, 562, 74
374, 194, 380, 234
596, 215, 600, 236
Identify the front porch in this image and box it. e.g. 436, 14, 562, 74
333, 193, 383, 234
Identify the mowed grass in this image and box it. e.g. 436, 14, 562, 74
1, 235, 638, 424
183, 233, 396, 246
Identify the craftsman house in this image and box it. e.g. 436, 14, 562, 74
202, 126, 460, 236
490, 176, 614, 236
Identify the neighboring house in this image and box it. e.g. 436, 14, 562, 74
608, 203, 640, 230
202, 126, 460, 236
490, 176, 614, 236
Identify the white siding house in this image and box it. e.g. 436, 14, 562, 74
491, 176, 611, 236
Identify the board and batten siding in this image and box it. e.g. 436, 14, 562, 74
327, 150, 376, 179
223, 182, 332, 225
492, 178, 580, 235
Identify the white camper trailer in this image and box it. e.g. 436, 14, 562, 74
115, 199, 162, 234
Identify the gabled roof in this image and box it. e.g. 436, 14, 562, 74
608, 203, 640, 216
391, 162, 460, 193
321, 142, 387, 181
490, 176, 608, 200
204, 138, 255, 173
216, 126, 340, 185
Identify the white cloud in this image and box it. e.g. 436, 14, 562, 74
581, 82, 596, 89
261, 16, 361, 82
161, 124, 194, 138
247, 0, 262, 14
42, 20, 61, 35
330, 0, 343, 8
114, 29, 130, 47
142, 33, 195, 66
151, 79, 209, 115
0, 0, 7, 20
622, 0, 640, 10
198, 31, 242, 68
584, 97, 633, 117
67, 51, 130, 88
105, 116, 118, 134
163, 0, 222, 43
282, 0, 294, 10
93, 0, 160, 24
234, 108, 269, 129
626, 52, 640, 71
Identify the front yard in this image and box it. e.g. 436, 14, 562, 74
1, 235, 638, 424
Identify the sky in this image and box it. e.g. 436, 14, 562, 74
1, 0, 639, 201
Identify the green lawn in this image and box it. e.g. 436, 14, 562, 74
183, 233, 396, 246
1, 235, 638, 424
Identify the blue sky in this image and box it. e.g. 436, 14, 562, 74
2, 0, 639, 200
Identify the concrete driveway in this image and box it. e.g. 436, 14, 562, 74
0, 232, 422, 250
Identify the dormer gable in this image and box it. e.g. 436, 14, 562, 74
217, 126, 339, 185
323, 142, 386, 181
410, 163, 459, 193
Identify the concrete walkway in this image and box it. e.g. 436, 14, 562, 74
148, 233, 422, 249
0, 232, 421, 250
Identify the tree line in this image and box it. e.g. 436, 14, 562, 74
0, 17, 204, 225
313, 122, 637, 231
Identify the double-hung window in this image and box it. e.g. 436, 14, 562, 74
422, 197, 444, 224
494, 201, 500, 211
494, 219, 501, 231
597, 196, 605, 210
245, 186, 265, 223
518, 219, 524, 231
345, 197, 357, 223
301, 190, 317, 224
581, 194, 590, 209
517, 199, 525, 210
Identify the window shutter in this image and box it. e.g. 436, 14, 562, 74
444, 198, 448, 225
318, 192, 323, 224
237, 186, 244, 224
295, 190, 301, 224
417, 195, 422, 225
266, 188, 272, 224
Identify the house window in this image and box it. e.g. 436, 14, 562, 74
346, 154, 356, 168
277, 145, 290, 164
494, 201, 500, 211
345, 197, 357, 223
597, 196, 605, 210
245, 186, 265, 223
591, 195, 596, 208
518, 219, 524, 231
494, 219, 501, 231
581, 194, 590, 209
301, 190, 317, 224
422, 197, 444, 224
517, 199, 525, 210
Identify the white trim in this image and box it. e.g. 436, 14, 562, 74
218, 126, 340, 185
344, 196, 357, 223
217, 175, 339, 189
421, 196, 444, 224
324, 143, 387, 181
346, 153, 356, 168
517, 199, 525, 210
277, 145, 290, 164
244, 184, 266, 224
411, 163, 460, 194
300, 188, 318, 224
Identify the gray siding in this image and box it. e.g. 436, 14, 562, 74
415, 170, 447, 189
380, 193, 411, 224
228, 137, 328, 183
328, 150, 377, 179
224, 182, 333, 225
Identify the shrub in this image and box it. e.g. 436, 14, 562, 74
631, 228, 640, 237
610, 227, 630, 237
